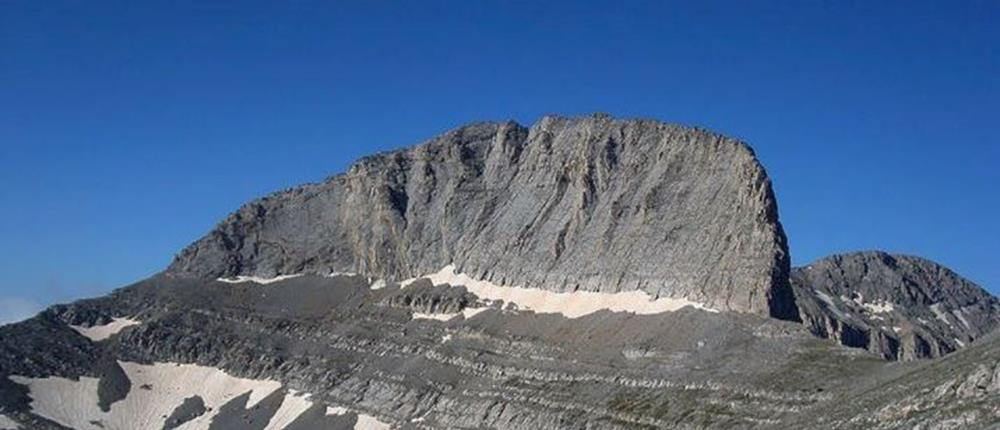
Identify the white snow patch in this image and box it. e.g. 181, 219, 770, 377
847, 293, 895, 315
218, 274, 303, 285
412, 312, 457, 321
69, 317, 141, 341
354, 413, 392, 430
401, 265, 716, 318
892, 326, 903, 333
441, 334, 453, 342
326, 407, 391, 430
0, 414, 19, 429
952, 309, 972, 329
327, 271, 359, 277
263, 390, 314, 430
955, 338, 966, 348
861, 301, 895, 314
10, 361, 281, 430
930, 304, 952, 326
326, 406, 349, 415
412, 307, 487, 322
370, 279, 387, 290
461, 307, 488, 319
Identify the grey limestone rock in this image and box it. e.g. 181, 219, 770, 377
168, 114, 796, 319
783, 330, 1000, 429
163, 395, 206, 430
792, 251, 1000, 360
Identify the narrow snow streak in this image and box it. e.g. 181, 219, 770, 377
69, 317, 141, 341
952, 309, 972, 329
403, 265, 716, 318
411, 312, 456, 321
328, 271, 359, 277
10, 361, 281, 430
412, 308, 488, 322
217, 274, 303, 284
930, 304, 952, 326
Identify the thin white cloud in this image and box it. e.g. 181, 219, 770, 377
0, 297, 43, 326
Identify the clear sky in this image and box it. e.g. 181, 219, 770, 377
2, 1, 998, 323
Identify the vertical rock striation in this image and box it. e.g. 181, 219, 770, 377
167, 114, 797, 318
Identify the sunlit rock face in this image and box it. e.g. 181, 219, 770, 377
168, 114, 796, 319
792, 251, 1000, 360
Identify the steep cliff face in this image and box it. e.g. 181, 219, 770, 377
168, 114, 796, 318
792, 252, 1000, 360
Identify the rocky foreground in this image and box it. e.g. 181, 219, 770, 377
0, 115, 997, 429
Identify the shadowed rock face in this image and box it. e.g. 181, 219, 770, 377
792, 251, 1000, 360
167, 114, 796, 319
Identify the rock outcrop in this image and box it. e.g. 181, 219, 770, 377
792, 251, 1000, 360
0, 275, 881, 430
784, 330, 1000, 429
168, 114, 796, 318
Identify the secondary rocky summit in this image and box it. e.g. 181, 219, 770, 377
169, 114, 797, 319
793, 251, 1000, 360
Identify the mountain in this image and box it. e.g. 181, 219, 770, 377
168, 115, 797, 319
0, 115, 997, 429
792, 252, 1000, 360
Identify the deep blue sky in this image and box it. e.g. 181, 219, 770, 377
2, 1, 998, 322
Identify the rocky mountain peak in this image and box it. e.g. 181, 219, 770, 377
167, 114, 797, 319
792, 251, 1000, 360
